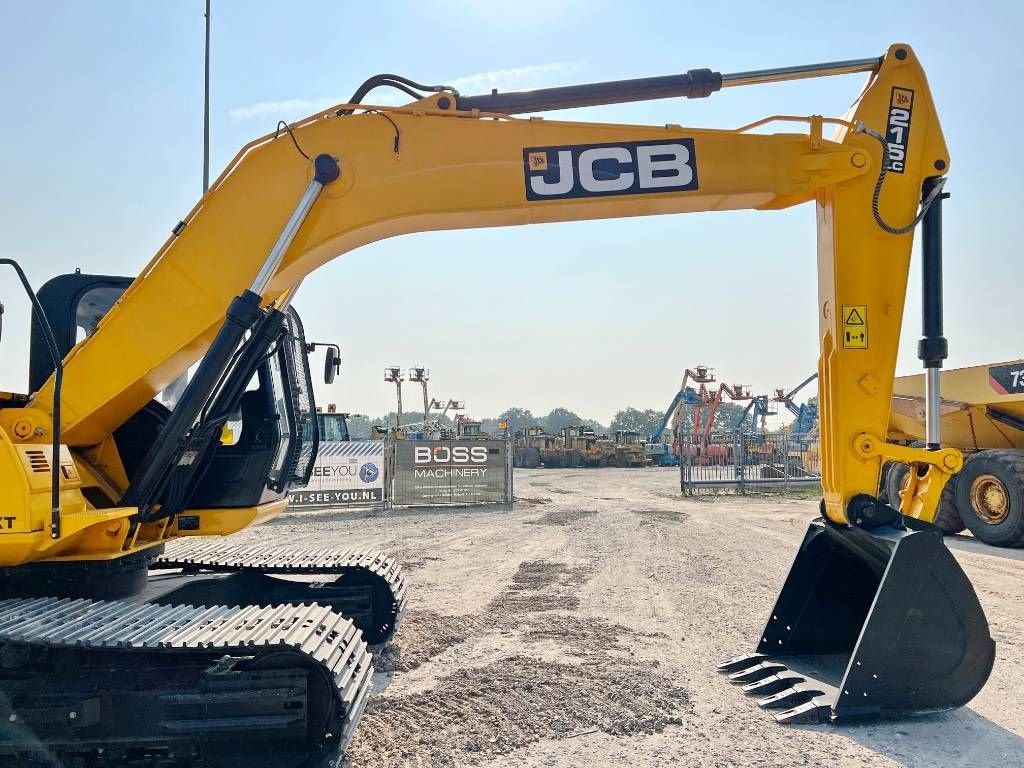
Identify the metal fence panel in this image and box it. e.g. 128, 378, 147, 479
391, 438, 510, 506
679, 431, 821, 495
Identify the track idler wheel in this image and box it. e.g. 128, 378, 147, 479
721, 501, 995, 723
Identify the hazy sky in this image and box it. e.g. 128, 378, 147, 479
1, 1, 1020, 425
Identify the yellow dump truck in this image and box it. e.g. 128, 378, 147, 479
886, 359, 1024, 546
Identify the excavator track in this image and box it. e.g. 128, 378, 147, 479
0, 596, 372, 767
152, 541, 407, 645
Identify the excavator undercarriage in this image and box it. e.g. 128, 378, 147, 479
0, 596, 372, 767
0, 542, 406, 766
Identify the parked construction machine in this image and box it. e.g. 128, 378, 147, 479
667, 366, 718, 459
612, 430, 649, 467
316, 403, 354, 442
513, 425, 562, 468
646, 370, 707, 466
561, 425, 609, 467
454, 414, 488, 439
773, 373, 820, 439
734, 394, 778, 434
681, 380, 754, 464
884, 360, 1024, 546
0, 42, 994, 759
732, 395, 781, 466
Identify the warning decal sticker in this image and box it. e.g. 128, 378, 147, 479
842, 305, 868, 349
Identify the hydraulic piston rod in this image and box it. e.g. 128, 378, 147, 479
120, 155, 340, 515
720, 57, 881, 88
919, 176, 949, 450
455, 55, 881, 115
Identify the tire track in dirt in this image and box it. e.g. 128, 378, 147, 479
526, 508, 598, 526
347, 657, 687, 767
356, 553, 688, 766
374, 610, 484, 673
487, 559, 594, 613
633, 508, 690, 525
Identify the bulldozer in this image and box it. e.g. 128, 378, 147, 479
883, 359, 1024, 546
0, 41, 995, 762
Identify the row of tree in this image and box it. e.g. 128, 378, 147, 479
346, 402, 761, 440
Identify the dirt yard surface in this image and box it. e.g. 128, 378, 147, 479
242, 469, 1024, 767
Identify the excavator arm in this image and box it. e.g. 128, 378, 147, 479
4, 44, 994, 726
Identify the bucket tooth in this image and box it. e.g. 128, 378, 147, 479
775, 700, 832, 725
742, 673, 805, 696
757, 686, 820, 711
728, 661, 787, 684
717, 653, 766, 674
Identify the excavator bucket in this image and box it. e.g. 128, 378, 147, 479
720, 517, 995, 723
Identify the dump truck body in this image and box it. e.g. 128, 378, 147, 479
888, 360, 1024, 546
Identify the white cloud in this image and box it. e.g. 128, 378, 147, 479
446, 62, 579, 94
228, 97, 342, 120
228, 62, 581, 121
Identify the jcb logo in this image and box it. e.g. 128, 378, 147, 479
524, 139, 698, 201
886, 87, 914, 174
414, 446, 489, 464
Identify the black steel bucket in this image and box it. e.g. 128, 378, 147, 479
720, 517, 995, 723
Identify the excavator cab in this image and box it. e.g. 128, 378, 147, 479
28, 272, 320, 516
190, 308, 319, 507
28, 272, 134, 392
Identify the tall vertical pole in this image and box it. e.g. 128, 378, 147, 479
203, 0, 211, 194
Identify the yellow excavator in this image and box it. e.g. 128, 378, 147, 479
0, 43, 995, 764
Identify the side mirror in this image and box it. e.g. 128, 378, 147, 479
324, 345, 340, 384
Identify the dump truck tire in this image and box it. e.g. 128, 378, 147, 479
518, 447, 540, 468
884, 462, 909, 509
955, 449, 1024, 547
934, 472, 966, 534
879, 461, 895, 504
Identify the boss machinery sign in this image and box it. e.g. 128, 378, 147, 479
393, 439, 509, 506
288, 441, 384, 508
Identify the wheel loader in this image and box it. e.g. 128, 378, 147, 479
514, 425, 564, 468
611, 430, 649, 467
0, 42, 996, 763
560, 425, 608, 467
884, 359, 1024, 546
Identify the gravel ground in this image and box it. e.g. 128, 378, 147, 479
236, 468, 1024, 767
